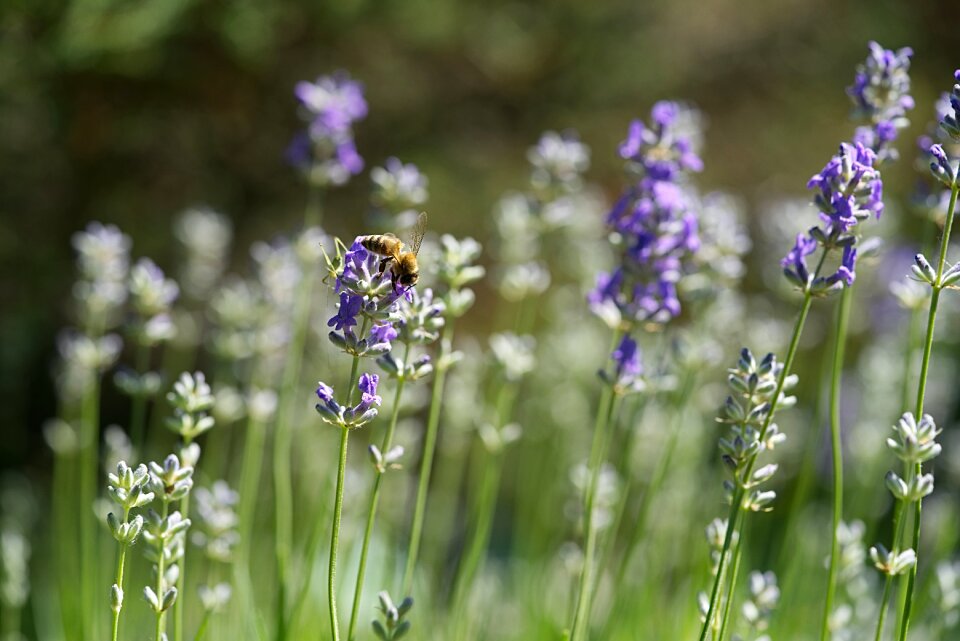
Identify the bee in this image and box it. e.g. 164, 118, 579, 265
359, 212, 427, 290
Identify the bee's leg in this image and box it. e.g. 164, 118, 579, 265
378, 257, 391, 276
391, 270, 398, 291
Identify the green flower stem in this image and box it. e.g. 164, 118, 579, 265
237, 386, 269, 557
288, 331, 366, 636
873, 465, 913, 641
402, 320, 455, 594
328, 424, 350, 641
717, 514, 745, 641
897, 181, 959, 641
698, 291, 815, 641
820, 283, 853, 641
452, 373, 521, 617
174, 434, 195, 641
272, 255, 320, 641
569, 380, 622, 641
451, 449, 504, 623
155, 501, 171, 641
347, 343, 411, 641
130, 340, 152, 453
110, 507, 131, 641
194, 609, 212, 641
79, 372, 101, 641
615, 369, 697, 590
322, 329, 367, 641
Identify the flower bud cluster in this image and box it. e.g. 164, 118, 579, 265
847, 41, 914, 162
288, 71, 367, 186
57, 332, 123, 398
106, 462, 155, 546
148, 454, 195, 504
324, 240, 406, 357
192, 480, 239, 563
166, 372, 216, 441
489, 332, 536, 382
527, 130, 590, 197
740, 571, 780, 634
926, 70, 960, 190
372, 590, 413, 641
173, 208, 233, 302
371, 157, 429, 220
315, 373, 382, 429
880, 412, 941, 506
142, 509, 191, 613
782, 142, 883, 295
71, 222, 132, 331
717, 349, 796, 511
598, 334, 645, 396
128, 258, 179, 346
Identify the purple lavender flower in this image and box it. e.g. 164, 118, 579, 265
939, 70, 960, 142
356, 373, 381, 411
808, 142, 883, 235
781, 233, 818, 287
589, 102, 702, 327
325, 240, 406, 358
782, 142, 885, 294
314, 374, 381, 428
295, 72, 368, 138
369, 323, 398, 345
328, 292, 363, 332
847, 41, 914, 162
289, 71, 367, 186
612, 334, 642, 380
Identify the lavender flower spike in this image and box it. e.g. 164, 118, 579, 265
848, 41, 914, 161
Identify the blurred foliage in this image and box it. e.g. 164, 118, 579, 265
1, 0, 959, 468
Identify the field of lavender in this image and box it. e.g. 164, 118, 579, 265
4, 4, 960, 641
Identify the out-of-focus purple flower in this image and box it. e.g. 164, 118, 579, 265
289, 71, 367, 186
369, 323, 398, 346
528, 130, 591, 191
295, 72, 368, 137
847, 41, 914, 162
618, 101, 703, 181
590, 103, 703, 327
612, 334, 642, 379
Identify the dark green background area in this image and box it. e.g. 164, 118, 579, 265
1, 0, 958, 466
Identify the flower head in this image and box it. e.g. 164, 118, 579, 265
591, 104, 703, 328
847, 41, 914, 161
289, 71, 367, 186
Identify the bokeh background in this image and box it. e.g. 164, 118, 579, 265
2, 0, 960, 542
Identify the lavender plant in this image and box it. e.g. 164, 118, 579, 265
573, 101, 702, 641
819, 42, 913, 641
873, 69, 960, 641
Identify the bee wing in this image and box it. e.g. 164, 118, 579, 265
409, 211, 428, 255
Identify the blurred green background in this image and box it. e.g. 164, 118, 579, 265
1, 0, 958, 471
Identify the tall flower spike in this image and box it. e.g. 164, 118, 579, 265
590, 102, 702, 328
848, 41, 914, 161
